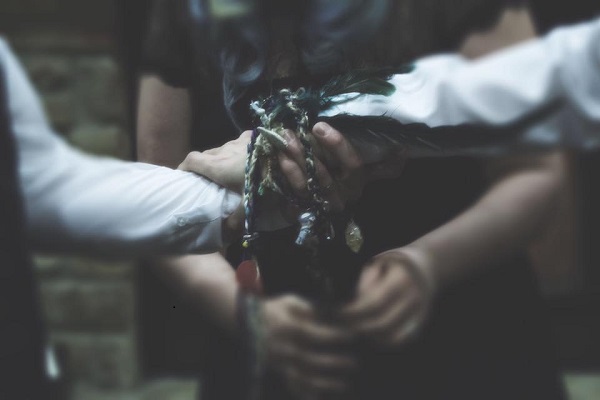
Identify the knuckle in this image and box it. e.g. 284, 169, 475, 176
345, 154, 363, 170
185, 151, 203, 163
240, 130, 253, 139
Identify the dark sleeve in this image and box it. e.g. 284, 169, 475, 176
140, 0, 194, 87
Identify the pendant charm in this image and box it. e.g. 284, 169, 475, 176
345, 219, 364, 253
295, 211, 317, 246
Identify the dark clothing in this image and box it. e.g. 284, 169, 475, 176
0, 62, 48, 399
141, 0, 529, 139
140, 0, 565, 398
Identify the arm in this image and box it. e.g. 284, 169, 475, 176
0, 38, 240, 257
413, 7, 566, 287
138, 72, 356, 397
323, 16, 600, 147
340, 8, 569, 346
339, 151, 565, 346
405, 153, 565, 290
136, 72, 240, 322
136, 73, 240, 327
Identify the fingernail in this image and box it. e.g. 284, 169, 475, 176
313, 123, 330, 137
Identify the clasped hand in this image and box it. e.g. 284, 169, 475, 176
177, 124, 436, 399
264, 124, 436, 399
260, 248, 435, 400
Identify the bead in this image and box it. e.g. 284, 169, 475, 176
298, 211, 316, 226
296, 211, 317, 246
345, 219, 364, 253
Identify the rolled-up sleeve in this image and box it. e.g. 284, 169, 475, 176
1, 38, 241, 258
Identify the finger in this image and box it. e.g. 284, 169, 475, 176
356, 263, 383, 294
297, 352, 357, 375
314, 158, 344, 211
339, 265, 389, 320
279, 153, 309, 197
388, 314, 425, 347
357, 288, 420, 340
285, 366, 351, 398
294, 320, 355, 346
239, 130, 253, 140
277, 297, 354, 344
341, 264, 413, 322
282, 346, 357, 376
312, 122, 362, 177
281, 129, 307, 171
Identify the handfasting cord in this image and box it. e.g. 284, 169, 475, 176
244, 88, 339, 299
241, 68, 405, 269
242, 128, 261, 252
237, 70, 401, 397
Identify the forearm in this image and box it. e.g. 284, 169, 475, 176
323, 16, 600, 148
403, 152, 565, 289
136, 73, 241, 334
23, 145, 240, 256
153, 254, 239, 336
0, 38, 240, 257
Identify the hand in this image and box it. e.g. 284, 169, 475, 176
278, 122, 365, 212
178, 130, 251, 193
339, 248, 436, 348
279, 122, 406, 213
261, 295, 358, 399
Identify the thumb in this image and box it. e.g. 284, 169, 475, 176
357, 264, 384, 294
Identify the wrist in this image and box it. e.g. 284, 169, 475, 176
386, 246, 438, 296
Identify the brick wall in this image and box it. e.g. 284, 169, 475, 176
1, 1, 197, 398
12, 33, 142, 397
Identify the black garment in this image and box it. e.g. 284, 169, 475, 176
0, 61, 48, 399
141, 0, 529, 134
140, 1, 565, 398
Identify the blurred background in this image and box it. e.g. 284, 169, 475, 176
1, 1, 599, 399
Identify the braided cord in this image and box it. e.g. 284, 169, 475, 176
243, 129, 261, 250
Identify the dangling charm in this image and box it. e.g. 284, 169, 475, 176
345, 219, 364, 253
295, 211, 317, 246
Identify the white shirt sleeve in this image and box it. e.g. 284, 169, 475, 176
322, 17, 600, 149
0, 38, 241, 258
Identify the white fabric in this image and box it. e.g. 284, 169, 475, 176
0, 38, 241, 257
322, 18, 600, 150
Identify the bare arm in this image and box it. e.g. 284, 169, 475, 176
136, 74, 239, 332
138, 75, 357, 395
341, 7, 569, 346
405, 152, 565, 290
418, 6, 565, 288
